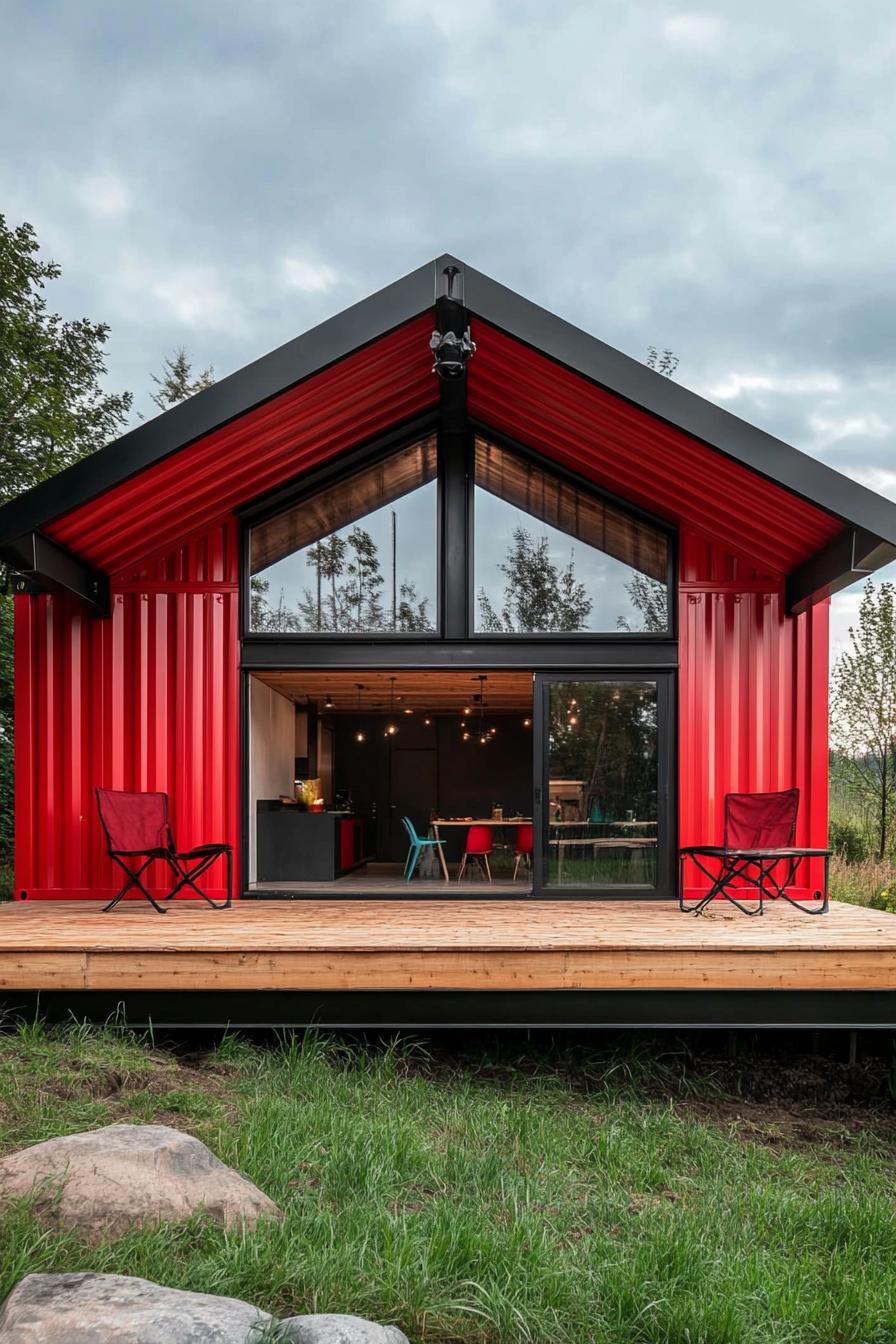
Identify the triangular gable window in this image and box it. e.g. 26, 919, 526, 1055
472, 438, 670, 634
247, 430, 671, 638
249, 436, 438, 633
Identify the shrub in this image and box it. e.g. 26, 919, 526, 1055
828, 816, 870, 863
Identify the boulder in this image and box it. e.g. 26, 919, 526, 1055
276, 1317, 409, 1344
0, 1123, 280, 1240
0, 1273, 272, 1344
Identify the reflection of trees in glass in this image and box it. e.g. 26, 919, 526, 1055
253, 526, 434, 633
549, 683, 657, 823
477, 527, 592, 633
617, 573, 669, 633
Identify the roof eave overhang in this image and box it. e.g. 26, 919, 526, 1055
1, 253, 895, 617
786, 529, 896, 615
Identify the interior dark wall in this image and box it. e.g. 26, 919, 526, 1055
331, 713, 533, 861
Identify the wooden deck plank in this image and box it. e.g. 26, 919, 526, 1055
2, 900, 896, 992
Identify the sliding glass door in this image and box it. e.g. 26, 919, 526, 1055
532, 673, 674, 899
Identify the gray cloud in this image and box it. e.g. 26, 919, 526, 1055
2, 0, 895, 649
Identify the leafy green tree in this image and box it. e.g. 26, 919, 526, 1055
830, 580, 896, 860
617, 572, 670, 633
477, 527, 591, 633
396, 581, 432, 633
149, 347, 215, 412
0, 216, 132, 505
0, 216, 132, 879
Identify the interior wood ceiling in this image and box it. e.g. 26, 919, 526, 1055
253, 669, 534, 714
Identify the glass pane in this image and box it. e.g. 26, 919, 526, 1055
543, 680, 658, 889
473, 438, 669, 633
249, 437, 438, 633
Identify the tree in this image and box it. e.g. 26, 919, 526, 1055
149, 347, 215, 411
0, 216, 132, 505
0, 215, 132, 882
477, 527, 592, 633
617, 572, 670, 633
646, 345, 679, 378
830, 580, 896, 860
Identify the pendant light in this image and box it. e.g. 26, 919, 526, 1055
384, 676, 399, 738
477, 674, 491, 746
354, 684, 366, 743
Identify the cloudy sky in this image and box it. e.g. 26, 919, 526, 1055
2, 0, 894, 651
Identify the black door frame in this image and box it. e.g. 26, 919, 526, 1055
242, 657, 677, 899
532, 671, 676, 901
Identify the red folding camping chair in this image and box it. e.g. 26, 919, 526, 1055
96, 788, 232, 914
679, 788, 830, 917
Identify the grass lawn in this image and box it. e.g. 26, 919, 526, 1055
2, 1024, 896, 1343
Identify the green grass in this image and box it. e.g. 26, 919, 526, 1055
829, 854, 896, 911
2, 1024, 896, 1342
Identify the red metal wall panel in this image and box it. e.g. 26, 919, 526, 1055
678, 526, 829, 900
14, 517, 240, 901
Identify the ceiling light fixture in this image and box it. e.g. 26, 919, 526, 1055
354, 684, 366, 743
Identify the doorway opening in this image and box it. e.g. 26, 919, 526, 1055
247, 669, 536, 896
245, 667, 672, 899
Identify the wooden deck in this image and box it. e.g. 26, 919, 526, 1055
2, 899, 896, 993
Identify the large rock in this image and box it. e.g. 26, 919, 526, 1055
0, 1273, 272, 1344
276, 1318, 409, 1344
0, 1123, 280, 1240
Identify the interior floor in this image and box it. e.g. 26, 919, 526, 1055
249, 860, 532, 897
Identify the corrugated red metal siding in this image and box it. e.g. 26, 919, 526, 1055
678, 528, 829, 899
47, 316, 437, 574
14, 517, 240, 901
468, 321, 844, 576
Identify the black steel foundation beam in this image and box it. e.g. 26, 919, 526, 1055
5, 990, 896, 1030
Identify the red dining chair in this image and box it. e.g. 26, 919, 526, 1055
679, 788, 830, 916
96, 788, 232, 914
457, 824, 493, 882
512, 823, 534, 880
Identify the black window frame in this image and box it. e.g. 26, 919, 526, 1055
238, 414, 677, 645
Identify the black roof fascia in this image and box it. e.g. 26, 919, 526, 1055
786, 529, 896, 615
458, 259, 896, 549
2, 250, 896, 582
0, 256, 448, 549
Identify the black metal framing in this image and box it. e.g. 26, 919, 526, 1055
532, 671, 676, 901
6, 987, 896, 1030
5, 256, 896, 612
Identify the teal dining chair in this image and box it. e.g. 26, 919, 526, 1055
401, 815, 447, 882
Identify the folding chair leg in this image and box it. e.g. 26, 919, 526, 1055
103, 856, 168, 914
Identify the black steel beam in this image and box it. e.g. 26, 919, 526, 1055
786, 527, 896, 615
241, 639, 679, 670
4, 989, 896, 1030
3, 531, 109, 615
436, 284, 471, 640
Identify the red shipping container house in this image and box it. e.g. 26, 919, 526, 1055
2, 257, 896, 1029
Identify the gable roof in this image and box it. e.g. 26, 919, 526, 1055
1, 254, 894, 611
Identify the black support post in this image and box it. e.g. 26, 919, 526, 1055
435, 279, 471, 640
